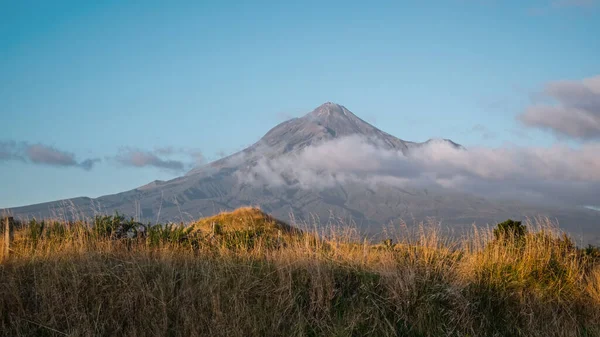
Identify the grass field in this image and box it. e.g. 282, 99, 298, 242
1, 207, 600, 336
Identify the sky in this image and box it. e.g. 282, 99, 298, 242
0, 0, 599, 208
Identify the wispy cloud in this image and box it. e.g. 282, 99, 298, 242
0, 141, 25, 162
115, 150, 185, 171
79, 158, 101, 170
112, 147, 204, 172
235, 135, 600, 207
27, 144, 79, 167
0, 141, 100, 170
518, 75, 600, 140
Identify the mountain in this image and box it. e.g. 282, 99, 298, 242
188, 102, 415, 175
5, 102, 600, 242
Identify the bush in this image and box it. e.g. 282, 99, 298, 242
493, 219, 527, 243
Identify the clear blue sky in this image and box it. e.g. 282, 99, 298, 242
1, 0, 598, 208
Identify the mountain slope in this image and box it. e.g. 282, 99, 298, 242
5, 103, 599, 242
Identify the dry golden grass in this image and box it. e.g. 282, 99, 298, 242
190, 206, 301, 236
0, 210, 599, 336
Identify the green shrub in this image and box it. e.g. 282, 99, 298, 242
493, 219, 527, 243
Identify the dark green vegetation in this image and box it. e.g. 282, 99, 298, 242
1, 211, 600, 336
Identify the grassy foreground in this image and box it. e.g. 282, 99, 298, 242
1, 208, 600, 337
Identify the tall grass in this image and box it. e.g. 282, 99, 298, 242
1, 210, 599, 336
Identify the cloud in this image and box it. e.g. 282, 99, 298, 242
27, 144, 78, 167
113, 147, 204, 172
235, 135, 600, 207
0, 141, 100, 170
0, 141, 25, 162
153, 146, 177, 156
187, 150, 205, 166
79, 158, 102, 171
518, 75, 600, 140
115, 149, 185, 171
